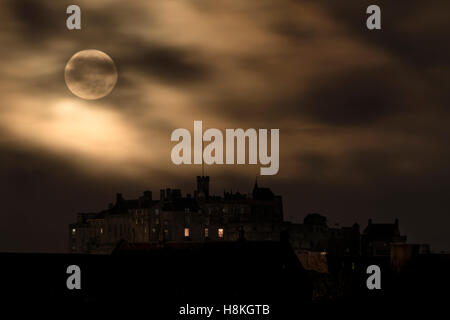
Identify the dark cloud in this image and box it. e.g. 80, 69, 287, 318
301, 66, 409, 126
206, 63, 413, 127
272, 20, 317, 40
118, 44, 212, 85
8, 0, 64, 38
316, 0, 450, 68
68, 55, 116, 76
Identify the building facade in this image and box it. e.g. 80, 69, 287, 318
69, 176, 360, 255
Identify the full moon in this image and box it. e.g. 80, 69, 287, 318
64, 50, 118, 100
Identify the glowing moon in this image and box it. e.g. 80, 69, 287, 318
64, 49, 118, 100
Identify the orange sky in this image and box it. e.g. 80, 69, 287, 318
0, 0, 449, 252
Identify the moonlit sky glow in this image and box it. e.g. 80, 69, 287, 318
0, 0, 449, 252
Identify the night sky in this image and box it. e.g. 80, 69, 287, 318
0, 0, 449, 252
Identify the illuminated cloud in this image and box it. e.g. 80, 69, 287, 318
0, 0, 449, 251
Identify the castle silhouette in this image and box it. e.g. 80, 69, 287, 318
69, 176, 408, 259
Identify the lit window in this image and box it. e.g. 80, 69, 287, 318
184, 228, 190, 237
71, 228, 76, 236
100, 228, 103, 234
218, 228, 224, 238
204, 228, 209, 238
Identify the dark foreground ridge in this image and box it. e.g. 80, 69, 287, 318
1, 238, 450, 314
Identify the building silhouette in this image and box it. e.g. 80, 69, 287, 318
361, 218, 407, 256
69, 176, 394, 257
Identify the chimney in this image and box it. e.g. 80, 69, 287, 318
116, 193, 123, 203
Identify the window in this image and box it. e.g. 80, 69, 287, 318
164, 221, 169, 237
218, 228, 224, 238
204, 228, 209, 238
100, 228, 103, 235
184, 228, 190, 237
71, 228, 76, 236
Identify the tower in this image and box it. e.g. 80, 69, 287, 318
196, 176, 210, 198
